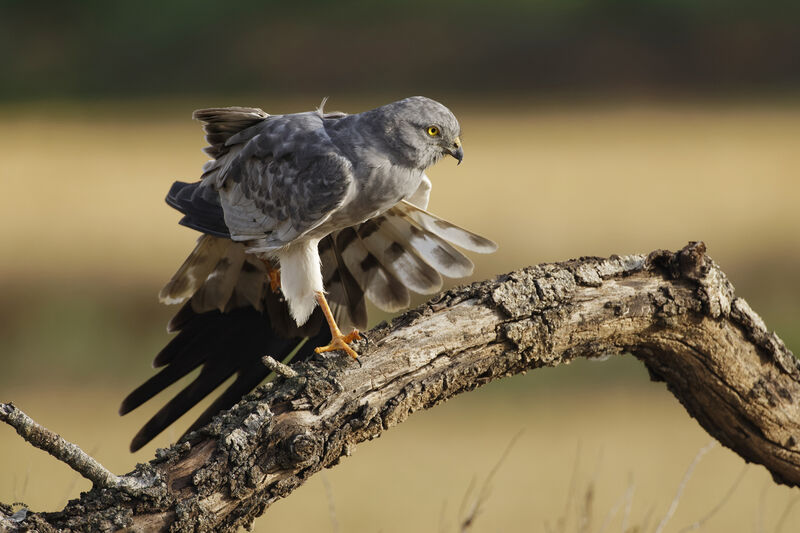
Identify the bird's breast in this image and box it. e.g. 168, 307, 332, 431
351, 164, 422, 218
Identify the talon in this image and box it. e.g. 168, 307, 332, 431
314, 330, 361, 360
313, 292, 362, 362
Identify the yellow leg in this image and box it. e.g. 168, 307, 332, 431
267, 268, 281, 293
313, 291, 362, 360
259, 259, 282, 293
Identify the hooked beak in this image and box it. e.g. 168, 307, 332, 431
447, 137, 464, 165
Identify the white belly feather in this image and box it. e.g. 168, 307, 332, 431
274, 239, 323, 326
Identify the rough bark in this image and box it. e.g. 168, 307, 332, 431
1, 242, 798, 532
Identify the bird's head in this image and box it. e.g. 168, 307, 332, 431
376, 96, 463, 169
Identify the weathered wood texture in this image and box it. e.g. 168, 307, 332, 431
2, 242, 798, 532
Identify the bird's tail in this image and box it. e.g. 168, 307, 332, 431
192, 106, 269, 159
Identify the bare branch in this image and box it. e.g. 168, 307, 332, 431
1, 242, 798, 532
0, 403, 121, 489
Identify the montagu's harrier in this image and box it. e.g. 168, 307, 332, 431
120, 96, 497, 452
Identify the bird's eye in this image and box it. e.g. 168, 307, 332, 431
426, 126, 440, 137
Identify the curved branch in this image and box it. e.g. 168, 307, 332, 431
2, 242, 798, 532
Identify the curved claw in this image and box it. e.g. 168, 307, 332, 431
315, 329, 362, 360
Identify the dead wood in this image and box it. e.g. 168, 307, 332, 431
1, 242, 798, 532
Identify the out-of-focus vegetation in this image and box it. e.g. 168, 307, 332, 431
1, 1, 799, 530
1, 0, 799, 100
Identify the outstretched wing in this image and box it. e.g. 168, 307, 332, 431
329, 197, 497, 313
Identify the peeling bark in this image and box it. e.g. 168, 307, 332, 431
1, 242, 798, 532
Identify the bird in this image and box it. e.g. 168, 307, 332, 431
119, 96, 497, 452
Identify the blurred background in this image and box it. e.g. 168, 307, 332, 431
1, 1, 799, 531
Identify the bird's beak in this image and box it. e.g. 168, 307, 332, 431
447, 137, 464, 165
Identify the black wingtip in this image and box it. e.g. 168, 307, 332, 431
164, 180, 231, 238
130, 424, 160, 453
165, 181, 192, 209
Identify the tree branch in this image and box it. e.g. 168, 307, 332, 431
2, 242, 798, 532
0, 403, 122, 490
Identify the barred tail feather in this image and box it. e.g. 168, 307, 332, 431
192, 106, 269, 159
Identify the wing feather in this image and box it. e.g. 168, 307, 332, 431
216, 113, 355, 249
190, 244, 246, 313
356, 219, 443, 295
396, 200, 498, 254
159, 235, 229, 305
380, 209, 474, 278
320, 235, 367, 330
335, 227, 410, 312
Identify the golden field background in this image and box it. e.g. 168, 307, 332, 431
1, 99, 799, 531
2, 99, 800, 287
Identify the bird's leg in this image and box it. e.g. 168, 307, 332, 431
259, 258, 282, 293
313, 291, 362, 361
267, 268, 281, 293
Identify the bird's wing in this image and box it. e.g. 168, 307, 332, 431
329, 201, 497, 313
160, 106, 268, 238
394, 200, 498, 254
205, 112, 355, 249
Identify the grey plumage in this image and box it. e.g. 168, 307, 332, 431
122, 97, 496, 451
161, 97, 496, 328
180, 96, 481, 325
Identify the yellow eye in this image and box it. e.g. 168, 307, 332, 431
426, 126, 440, 136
